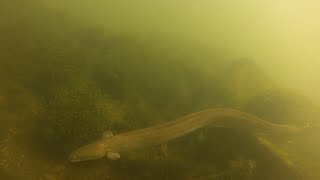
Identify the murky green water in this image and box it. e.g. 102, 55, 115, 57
1, 1, 320, 179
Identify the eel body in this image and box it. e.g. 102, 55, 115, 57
69, 108, 299, 162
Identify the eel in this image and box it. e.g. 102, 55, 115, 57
69, 108, 300, 162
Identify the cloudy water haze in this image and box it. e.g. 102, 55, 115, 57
1, 0, 320, 179
45, 0, 320, 103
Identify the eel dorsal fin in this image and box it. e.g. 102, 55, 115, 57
102, 131, 113, 139
107, 152, 120, 160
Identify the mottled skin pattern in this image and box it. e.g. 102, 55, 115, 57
69, 108, 300, 162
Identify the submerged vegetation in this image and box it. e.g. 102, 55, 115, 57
1, 1, 320, 179
36, 81, 128, 154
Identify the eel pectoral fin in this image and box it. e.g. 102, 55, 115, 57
102, 130, 114, 139
107, 152, 120, 160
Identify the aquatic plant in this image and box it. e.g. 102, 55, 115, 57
245, 89, 320, 126
215, 59, 274, 108
36, 81, 127, 155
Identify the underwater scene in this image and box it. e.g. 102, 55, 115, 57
1, 1, 320, 179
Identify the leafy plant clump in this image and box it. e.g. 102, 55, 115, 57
36, 81, 127, 155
